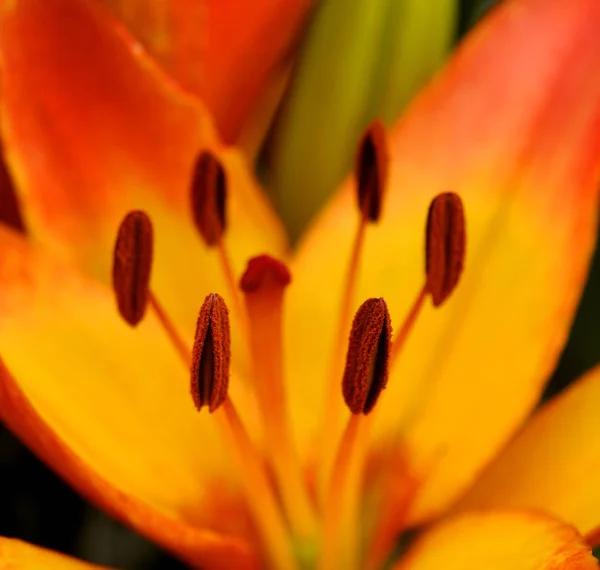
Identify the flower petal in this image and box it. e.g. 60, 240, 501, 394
101, 0, 315, 142
455, 365, 600, 535
0, 0, 288, 339
287, 0, 600, 523
392, 510, 598, 570
0, 225, 259, 569
0, 539, 107, 569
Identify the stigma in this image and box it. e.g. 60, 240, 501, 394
109, 129, 467, 569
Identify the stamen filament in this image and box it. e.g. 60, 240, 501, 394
319, 413, 371, 570
219, 398, 298, 570
148, 291, 191, 367
318, 216, 367, 504
389, 284, 428, 367
241, 256, 317, 540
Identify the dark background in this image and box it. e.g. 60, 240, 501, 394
1, 0, 599, 567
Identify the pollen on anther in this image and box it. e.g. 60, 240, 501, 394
425, 192, 466, 307
112, 210, 153, 326
239, 254, 291, 293
190, 151, 227, 246
355, 119, 389, 223
190, 294, 231, 413
342, 298, 392, 415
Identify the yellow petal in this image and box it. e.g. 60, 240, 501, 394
0, 538, 107, 569
455, 365, 600, 535
0, 225, 258, 569
0, 0, 287, 341
287, 0, 600, 524
391, 510, 598, 570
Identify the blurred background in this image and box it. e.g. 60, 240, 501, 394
0, 0, 598, 567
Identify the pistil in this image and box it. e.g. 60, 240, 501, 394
240, 255, 318, 541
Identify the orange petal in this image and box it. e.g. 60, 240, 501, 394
456, 365, 600, 536
287, 0, 600, 524
101, 0, 315, 142
392, 510, 598, 570
0, 0, 288, 341
0, 538, 107, 569
0, 225, 259, 569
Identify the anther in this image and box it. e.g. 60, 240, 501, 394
343, 298, 392, 415
112, 210, 153, 326
190, 151, 227, 246
425, 192, 466, 306
356, 119, 388, 223
190, 294, 230, 413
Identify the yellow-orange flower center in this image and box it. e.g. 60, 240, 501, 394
110, 126, 467, 569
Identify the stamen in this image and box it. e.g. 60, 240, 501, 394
318, 120, 389, 503
112, 210, 153, 326
356, 119, 388, 223
190, 294, 230, 413
190, 151, 226, 246
391, 192, 466, 365
184, 292, 296, 568
366, 194, 467, 567
342, 298, 392, 415
190, 150, 244, 321
425, 192, 466, 306
112, 211, 194, 364
240, 255, 317, 539
320, 298, 392, 570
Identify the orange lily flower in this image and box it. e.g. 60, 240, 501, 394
1, 0, 600, 568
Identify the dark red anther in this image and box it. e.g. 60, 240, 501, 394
355, 119, 388, 223
342, 298, 392, 415
190, 151, 227, 246
112, 210, 153, 326
190, 294, 231, 413
425, 192, 466, 307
